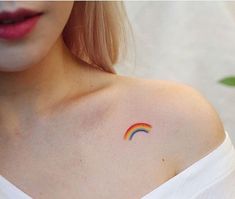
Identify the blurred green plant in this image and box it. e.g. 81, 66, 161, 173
218, 76, 235, 87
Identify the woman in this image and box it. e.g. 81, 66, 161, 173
0, 1, 234, 199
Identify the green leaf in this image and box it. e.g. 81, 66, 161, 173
218, 76, 235, 86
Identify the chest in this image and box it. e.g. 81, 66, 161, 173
0, 134, 175, 198
0, 102, 176, 199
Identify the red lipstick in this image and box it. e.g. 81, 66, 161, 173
0, 8, 43, 40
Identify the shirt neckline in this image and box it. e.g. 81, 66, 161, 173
0, 130, 233, 199
141, 130, 235, 198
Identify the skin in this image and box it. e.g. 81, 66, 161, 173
0, 1, 226, 199
0, 1, 75, 136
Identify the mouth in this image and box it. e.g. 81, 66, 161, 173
0, 13, 43, 25
0, 8, 44, 40
0, 8, 44, 25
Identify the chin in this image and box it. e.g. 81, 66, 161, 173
0, 65, 30, 72
0, 49, 48, 72
0, 59, 38, 72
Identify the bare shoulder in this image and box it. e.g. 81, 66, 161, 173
114, 75, 226, 173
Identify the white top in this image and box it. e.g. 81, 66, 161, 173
141, 130, 235, 199
0, 130, 235, 199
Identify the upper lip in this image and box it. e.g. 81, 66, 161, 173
0, 8, 43, 21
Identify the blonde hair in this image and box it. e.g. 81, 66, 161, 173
62, 1, 133, 74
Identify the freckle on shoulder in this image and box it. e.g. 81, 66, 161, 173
158, 81, 226, 173
120, 77, 226, 173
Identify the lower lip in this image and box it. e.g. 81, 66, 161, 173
0, 14, 42, 40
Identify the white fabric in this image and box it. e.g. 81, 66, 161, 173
0, 176, 32, 199
141, 130, 235, 199
0, 131, 234, 199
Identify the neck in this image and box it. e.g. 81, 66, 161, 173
0, 36, 83, 138
0, 36, 71, 97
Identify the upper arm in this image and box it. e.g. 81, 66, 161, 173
168, 83, 226, 174
122, 78, 226, 175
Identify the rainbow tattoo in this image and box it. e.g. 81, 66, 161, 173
123, 122, 152, 141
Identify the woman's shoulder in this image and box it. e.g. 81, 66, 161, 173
113, 75, 226, 173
